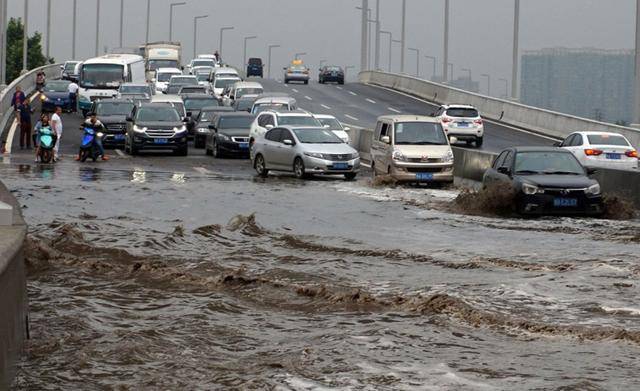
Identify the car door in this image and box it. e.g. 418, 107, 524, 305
261, 128, 283, 170
483, 151, 508, 185
495, 150, 515, 184
273, 129, 296, 170
371, 121, 390, 174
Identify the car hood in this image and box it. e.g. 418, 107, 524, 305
394, 144, 452, 159
517, 174, 595, 189
135, 121, 184, 130
43, 92, 70, 100
301, 143, 357, 154
218, 128, 250, 137
100, 115, 128, 124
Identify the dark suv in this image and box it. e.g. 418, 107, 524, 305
318, 66, 345, 84
92, 99, 135, 148
125, 103, 189, 156
246, 58, 264, 78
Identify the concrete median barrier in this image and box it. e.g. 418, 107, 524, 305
0, 180, 27, 389
359, 71, 640, 149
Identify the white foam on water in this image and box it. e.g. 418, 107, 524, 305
600, 306, 640, 316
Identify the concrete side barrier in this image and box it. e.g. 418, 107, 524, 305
359, 71, 640, 149
0, 180, 27, 389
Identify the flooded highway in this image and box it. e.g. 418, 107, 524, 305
4, 156, 640, 390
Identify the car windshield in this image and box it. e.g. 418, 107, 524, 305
515, 152, 585, 175
278, 116, 321, 127
293, 128, 343, 144
120, 85, 149, 95
290, 66, 307, 72
170, 77, 198, 86
318, 117, 343, 130
235, 100, 254, 111
44, 81, 70, 92
218, 116, 254, 129
199, 111, 221, 122
587, 134, 630, 146
446, 108, 479, 118
184, 98, 219, 111
249, 59, 262, 65
394, 122, 448, 145
81, 64, 124, 88
96, 102, 135, 116
196, 74, 210, 82
64, 62, 78, 72
215, 78, 240, 89
192, 60, 215, 68
326, 66, 341, 72
136, 107, 180, 122
236, 88, 263, 98
148, 60, 179, 71
253, 103, 288, 114
157, 72, 180, 82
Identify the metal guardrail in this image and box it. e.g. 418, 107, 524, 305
360, 70, 640, 149
0, 63, 63, 152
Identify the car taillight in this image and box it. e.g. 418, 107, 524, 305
442, 117, 452, 123
584, 149, 603, 156
474, 119, 483, 125
626, 150, 638, 158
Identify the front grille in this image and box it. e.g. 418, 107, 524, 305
232, 137, 249, 143
541, 188, 585, 195
406, 167, 444, 173
145, 130, 175, 138
105, 123, 126, 132
323, 153, 356, 161
407, 157, 443, 163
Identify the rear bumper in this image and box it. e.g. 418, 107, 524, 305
443, 125, 484, 139
321, 75, 344, 82
285, 74, 310, 81
517, 193, 603, 216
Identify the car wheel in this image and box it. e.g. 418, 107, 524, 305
175, 145, 188, 156
304, 80, 309, 85
284, 79, 289, 84
195, 136, 205, 149
205, 146, 213, 156
475, 137, 484, 148
255, 154, 269, 177
344, 172, 357, 181
338, 80, 345, 85
371, 163, 377, 179
294, 157, 307, 179
213, 139, 223, 158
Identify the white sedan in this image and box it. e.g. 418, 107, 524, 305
558, 131, 638, 170
313, 114, 351, 144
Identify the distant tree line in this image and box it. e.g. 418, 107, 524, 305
4, 18, 53, 83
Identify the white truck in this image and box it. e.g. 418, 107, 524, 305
143, 42, 182, 81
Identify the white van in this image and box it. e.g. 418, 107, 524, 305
78, 54, 146, 116
222, 81, 263, 106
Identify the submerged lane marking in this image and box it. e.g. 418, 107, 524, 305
366, 98, 377, 104
321, 104, 332, 110
304, 96, 313, 101
348, 91, 358, 96
388, 107, 401, 113
345, 115, 359, 121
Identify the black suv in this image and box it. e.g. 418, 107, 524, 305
318, 66, 345, 84
125, 103, 189, 156
92, 99, 135, 148
246, 58, 264, 78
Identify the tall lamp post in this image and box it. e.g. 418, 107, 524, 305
400, 0, 406, 74
72, 0, 77, 59
380, 30, 392, 72
267, 44, 280, 79
443, 0, 450, 82
193, 15, 209, 59
145, 0, 151, 44
360, 0, 369, 72
95, 0, 101, 56
219, 26, 234, 61
169, 2, 186, 42
512, 0, 520, 100
408, 47, 420, 77
46, 0, 51, 58
0, 0, 6, 85
425, 55, 437, 80
22, 0, 28, 72
481, 73, 491, 96
499, 78, 509, 99
243, 35, 257, 67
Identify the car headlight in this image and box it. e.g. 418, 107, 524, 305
522, 183, 543, 195
350, 153, 360, 160
443, 150, 454, 163
132, 125, 147, 133
173, 126, 187, 133
392, 150, 406, 162
217, 133, 230, 141
304, 152, 324, 159
585, 183, 601, 195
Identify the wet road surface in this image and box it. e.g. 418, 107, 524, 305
4, 133, 640, 389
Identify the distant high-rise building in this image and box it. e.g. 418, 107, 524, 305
521, 48, 634, 125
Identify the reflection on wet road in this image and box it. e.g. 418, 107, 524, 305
4, 157, 640, 390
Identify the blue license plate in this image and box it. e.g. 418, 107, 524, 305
114, 134, 125, 141
457, 122, 469, 127
554, 198, 578, 207
606, 153, 621, 160
333, 163, 349, 170
416, 173, 434, 181
154, 138, 168, 144
239, 142, 249, 149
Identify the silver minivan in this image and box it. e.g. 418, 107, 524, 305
370, 115, 456, 183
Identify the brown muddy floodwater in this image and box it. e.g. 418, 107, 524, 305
4, 163, 640, 390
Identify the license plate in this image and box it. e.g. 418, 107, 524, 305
154, 138, 168, 144
606, 153, 621, 160
457, 122, 469, 127
333, 163, 349, 170
114, 134, 125, 141
239, 142, 249, 149
554, 198, 578, 207
416, 173, 434, 181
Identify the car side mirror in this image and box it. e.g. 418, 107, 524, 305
265, 124, 274, 130
183, 117, 189, 123
381, 136, 390, 144
208, 124, 216, 130
125, 116, 133, 122
449, 136, 458, 144
60, 65, 64, 70
553, 141, 562, 147
344, 126, 351, 131
497, 166, 511, 176
283, 139, 293, 146
586, 167, 598, 175
246, 108, 251, 112
323, 124, 330, 128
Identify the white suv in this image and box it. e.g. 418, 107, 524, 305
433, 104, 484, 148
249, 110, 322, 143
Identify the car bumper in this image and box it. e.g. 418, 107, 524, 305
247, 68, 263, 75
131, 132, 188, 151
390, 163, 454, 183
321, 75, 344, 82
302, 156, 360, 174
443, 125, 484, 139
42, 100, 73, 111
583, 159, 638, 171
285, 74, 310, 81
218, 139, 251, 155
102, 133, 126, 147
517, 193, 603, 216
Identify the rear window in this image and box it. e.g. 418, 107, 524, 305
446, 108, 479, 118
587, 134, 630, 146
249, 58, 262, 65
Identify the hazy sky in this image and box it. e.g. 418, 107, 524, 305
6, 0, 637, 92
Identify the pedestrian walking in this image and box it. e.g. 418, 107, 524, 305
17, 100, 34, 149
68, 80, 79, 113
11, 86, 26, 111
36, 72, 46, 91
51, 106, 63, 160
33, 113, 51, 162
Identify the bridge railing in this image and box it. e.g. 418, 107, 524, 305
359, 70, 640, 149
1, 64, 63, 153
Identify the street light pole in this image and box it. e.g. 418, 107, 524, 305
22, 0, 28, 72
481, 73, 491, 96
219, 26, 234, 62
243, 35, 257, 67
267, 44, 280, 79
193, 15, 209, 59
119, 0, 124, 49
380, 31, 392, 72
95, 0, 101, 56
400, 0, 406, 73
448, 62, 453, 80
72, 0, 77, 59
0, 0, 5, 85
374, 0, 380, 70
360, 0, 369, 71
425, 56, 436, 80
408, 48, 420, 77
46, 0, 51, 59
635, 0, 640, 124
511, 0, 520, 100
443, 0, 450, 82
169, 2, 186, 42
499, 78, 509, 99
145, 0, 151, 44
